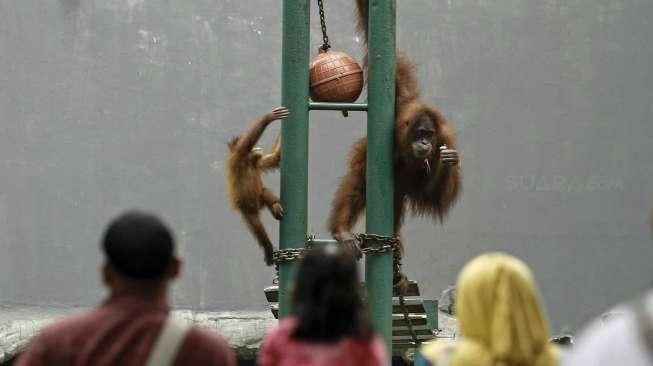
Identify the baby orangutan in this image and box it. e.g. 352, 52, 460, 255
226, 107, 288, 265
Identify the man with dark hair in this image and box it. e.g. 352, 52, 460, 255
17, 210, 236, 366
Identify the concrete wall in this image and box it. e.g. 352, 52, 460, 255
0, 0, 651, 333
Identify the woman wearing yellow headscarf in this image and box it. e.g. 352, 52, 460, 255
416, 253, 559, 366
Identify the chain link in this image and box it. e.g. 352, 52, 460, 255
273, 248, 306, 285
356, 233, 400, 254
317, 0, 331, 51
398, 290, 420, 346
272, 248, 306, 264
271, 236, 313, 284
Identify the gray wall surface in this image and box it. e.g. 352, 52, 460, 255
0, 0, 652, 333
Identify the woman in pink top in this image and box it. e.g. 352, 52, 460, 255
258, 244, 387, 366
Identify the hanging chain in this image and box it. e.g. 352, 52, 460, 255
273, 248, 305, 284
317, 0, 331, 51
272, 236, 315, 284
356, 233, 400, 255
399, 292, 420, 345
356, 233, 420, 345
395, 251, 420, 346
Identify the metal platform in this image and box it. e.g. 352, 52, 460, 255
264, 280, 441, 353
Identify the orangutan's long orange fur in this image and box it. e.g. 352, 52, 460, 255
328, 0, 462, 254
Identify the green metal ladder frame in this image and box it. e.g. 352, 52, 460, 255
277, 0, 397, 358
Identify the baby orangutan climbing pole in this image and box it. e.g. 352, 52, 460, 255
226, 107, 288, 265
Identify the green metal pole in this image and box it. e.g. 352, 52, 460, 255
279, 0, 310, 319
365, 0, 396, 358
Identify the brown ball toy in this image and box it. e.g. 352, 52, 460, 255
309, 49, 363, 103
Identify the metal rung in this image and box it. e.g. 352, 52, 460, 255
309, 102, 368, 112
307, 238, 338, 246
367, 281, 420, 297
270, 299, 427, 318
268, 303, 429, 322
392, 298, 426, 314
392, 334, 435, 341
392, 314, 427, 327
265, 281, 421, 303
392, 298, 424, 307
393, 329, 433, 337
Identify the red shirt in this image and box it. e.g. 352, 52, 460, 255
258, 317, 388, 366
16, 292, 236, 366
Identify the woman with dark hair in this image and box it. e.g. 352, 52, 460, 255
258, 244, 387, 366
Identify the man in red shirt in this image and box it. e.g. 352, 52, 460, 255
17, 211, 237, 366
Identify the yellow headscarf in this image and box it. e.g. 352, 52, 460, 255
421, 253, 558, 366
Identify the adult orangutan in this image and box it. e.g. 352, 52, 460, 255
328, 1, 462, 278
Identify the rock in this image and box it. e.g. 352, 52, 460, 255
438, 285, 456, 317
